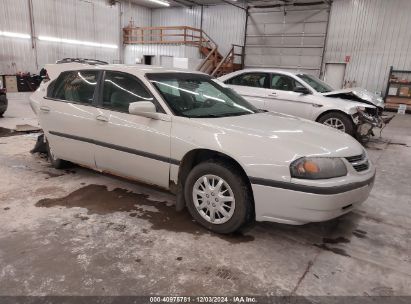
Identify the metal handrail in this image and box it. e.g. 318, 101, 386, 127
123, 25, 217, 48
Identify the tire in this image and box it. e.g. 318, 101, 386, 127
318, 111, 355, 136
184, 160, 253, 234
46, 140, 70, 169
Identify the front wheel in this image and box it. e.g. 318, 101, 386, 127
318, 112, 355, 136
184, 161, 253, 234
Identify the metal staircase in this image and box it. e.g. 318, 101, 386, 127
123, 25, 244, 76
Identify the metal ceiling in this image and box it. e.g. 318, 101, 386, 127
122, 0, 331, 9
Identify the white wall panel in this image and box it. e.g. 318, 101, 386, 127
124, 44, 200, 65
33, 0, 120, 68
324, 0, 411, 93
202, 5, 246, 56
122, 1, 151, 28
1, 0, 152, 73
151, 4, 245, 57
152, 7, 200, 28
0, 0, 35, 74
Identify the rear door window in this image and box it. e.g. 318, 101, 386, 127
225, 73, 269, 88
51, 71, 99, 105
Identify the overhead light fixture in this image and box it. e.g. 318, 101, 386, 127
148, 0, 170, 7
38, 35, 118, 49
0, 31, 31, 39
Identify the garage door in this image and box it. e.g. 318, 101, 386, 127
245, 4, 330, 76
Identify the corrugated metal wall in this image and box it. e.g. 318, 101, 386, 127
1, 1, 244, 73
245, 4, 330, 76
0, 0, 149, 74
324, 0, 411, 93
122, 1, 151, 28
0, 0, 36, 73
33, 0, 120, 68
151, 7, 200, 28
150, 4, 246, 57
202, 5, 246, 56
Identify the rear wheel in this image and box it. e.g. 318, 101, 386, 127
184, 161, 253, 234
318, 111, 355, 136
46, 140, 70, 169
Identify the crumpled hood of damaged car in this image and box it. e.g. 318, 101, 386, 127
194, 112, 364, 162
322, 87, 384, 108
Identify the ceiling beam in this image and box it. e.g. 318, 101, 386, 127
249, 1, 327, 9
220, 0, 247, 11
177, 0, 201, 6
172, 0, 194, 7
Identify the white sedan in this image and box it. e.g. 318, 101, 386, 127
219, 69, 384, 137
30, 62, 375, 233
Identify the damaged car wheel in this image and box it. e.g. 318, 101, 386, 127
318, 112, 355, 136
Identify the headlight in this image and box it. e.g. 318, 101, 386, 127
290, 157, 347, 179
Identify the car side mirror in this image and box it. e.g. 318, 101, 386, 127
129, 101, 158, 118
128, 101, 171, 121
294, 87, 311, 95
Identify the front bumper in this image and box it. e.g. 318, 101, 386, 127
252, 170, 375, 225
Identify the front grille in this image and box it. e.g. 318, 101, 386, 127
345, 153, 369, 172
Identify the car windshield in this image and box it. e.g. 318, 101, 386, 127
297, 74, 334, 93
147, 73, 259, 118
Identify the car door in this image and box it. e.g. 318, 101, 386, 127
39, 70, 101, 168
267, 73, 314, 119
224, 72, 271, 110
92, 70, 171, 189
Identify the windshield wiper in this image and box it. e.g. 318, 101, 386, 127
188, 114, 222, 118
189, 112, 250, 118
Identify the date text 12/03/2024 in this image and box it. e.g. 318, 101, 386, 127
149, 296, 257, 303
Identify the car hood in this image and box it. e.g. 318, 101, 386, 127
195, 112, 364, 161
322, 87, 384, 108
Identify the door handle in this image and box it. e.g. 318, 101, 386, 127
40, 106, 50, 113
268, 92, 277, 97
96, 115, 108, 122
312, 103, 323, 108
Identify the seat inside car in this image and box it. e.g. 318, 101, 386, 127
275, 77, 293, 91
109, 90, 131, 112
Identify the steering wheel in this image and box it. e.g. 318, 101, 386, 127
202, 98, 217, 108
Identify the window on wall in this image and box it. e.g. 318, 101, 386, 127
225, 73, 269, 88
271, 74, 305, 92
51, 71, 99, 105
102, 71, 154, 112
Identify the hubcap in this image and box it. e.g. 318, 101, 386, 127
323, 117, 346, 132
192, 174, 235, 225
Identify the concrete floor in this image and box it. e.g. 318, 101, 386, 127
0, 93, 410, 297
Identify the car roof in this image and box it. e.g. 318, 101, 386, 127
237, 68, 303, 76
45, 62, 206, 80
218, 68, 311, 80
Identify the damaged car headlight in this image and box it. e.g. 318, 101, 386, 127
290, 157, 347, 179
356, 106, 382, 127
356, 106, 375, 120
